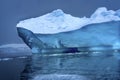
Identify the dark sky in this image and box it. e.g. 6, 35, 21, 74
0, 0, 120, 45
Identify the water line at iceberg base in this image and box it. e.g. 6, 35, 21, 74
30, 45, 120, 56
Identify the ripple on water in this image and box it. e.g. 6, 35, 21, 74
31, 74, 90, 80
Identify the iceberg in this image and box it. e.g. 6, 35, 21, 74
17, 7, 120, 53
0, 44, 32, 58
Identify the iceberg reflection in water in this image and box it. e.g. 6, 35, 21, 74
22, 50, 120, 80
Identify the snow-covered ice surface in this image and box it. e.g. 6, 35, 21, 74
0, 44, 32, 58
17, 7, 120, 34
17, 9, 88, 34
90, 7, 120, 23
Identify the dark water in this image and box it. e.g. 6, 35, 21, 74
0, 57, 30, 80
1, 51, 120, 80
21, 51, 120, 80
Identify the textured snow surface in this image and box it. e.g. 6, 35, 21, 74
90, 7, 120, 23
17, 7, 120, 34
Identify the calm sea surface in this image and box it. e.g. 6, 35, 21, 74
1, 51, 119, 80
21, 51, 120, 80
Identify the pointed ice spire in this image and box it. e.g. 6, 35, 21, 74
91, 7, 108, 18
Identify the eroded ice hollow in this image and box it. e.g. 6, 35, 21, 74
17, 7, 120, 54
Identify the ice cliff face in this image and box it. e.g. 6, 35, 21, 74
17, 7, 120, 34
17, 21, 120, 53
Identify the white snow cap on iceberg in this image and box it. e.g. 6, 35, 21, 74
91, 7, 120, 23
17, 7, 120, 34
